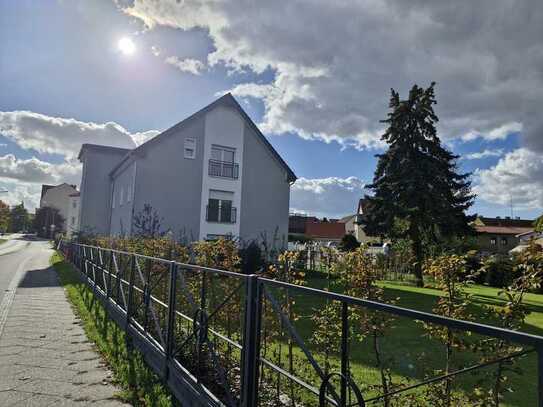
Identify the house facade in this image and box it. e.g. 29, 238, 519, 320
39, 183, 78, 233
473, 216, 534, 255
66, 192, 80, 238
78, 94, 296, 244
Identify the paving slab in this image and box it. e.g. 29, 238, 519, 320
0, 242, 130, 406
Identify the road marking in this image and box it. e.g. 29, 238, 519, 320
0, 251, 35, 338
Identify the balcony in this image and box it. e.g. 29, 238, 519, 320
208, 159, 239, 179
206, 205, 237, 224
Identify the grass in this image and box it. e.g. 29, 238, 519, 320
275, 274, 542, 406
51, 251, 175, 407
0, 238, 7, 245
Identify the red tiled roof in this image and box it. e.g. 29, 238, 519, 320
305, 221, 345, 239
475, 225, 533, 235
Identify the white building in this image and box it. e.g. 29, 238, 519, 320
66, 192, 80, 238
39, 183, 78, 233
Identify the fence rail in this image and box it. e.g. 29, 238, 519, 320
58, 241, 543, 407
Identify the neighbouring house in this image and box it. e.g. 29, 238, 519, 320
288, 213, 319, 236
472, 216, 534, 255
340, 198, 381, 245
66, 192, 80, 238
78, 93, 296, 244
511, 229, 543, 253
305, 220, 345, 243
39, 183, 78, 233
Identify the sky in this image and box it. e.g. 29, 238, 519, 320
0, 0, 542, 220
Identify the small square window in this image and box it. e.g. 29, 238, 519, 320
490, 237, 497, 245
501, 237, 508, 246
184, 138, 196, 159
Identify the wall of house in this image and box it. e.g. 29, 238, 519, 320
239, 122, 290, 247
198, 105, 244, 240
110, 161, 136, 236
78, 149, 128, 235
476, 233, 519, 254
40, 184, 77, 232
132, 115, 205, 240
66, 196, 79, 238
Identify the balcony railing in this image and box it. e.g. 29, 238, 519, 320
208, 159, 239, 179
206, 205, 237, 223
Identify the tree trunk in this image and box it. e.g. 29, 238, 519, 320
411, 234, 424, 287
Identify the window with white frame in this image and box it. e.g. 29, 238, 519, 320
184, 138, 196, 159
211, 145, 235, 163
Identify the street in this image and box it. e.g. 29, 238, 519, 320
0, 235, 128, 406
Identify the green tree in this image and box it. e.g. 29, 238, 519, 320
33, 206, 64, 238
338, 233, 360, 252
0, 200, 9, 233
364, 83, 474, 286
9, 202, 29, 233
534, 214, 543, 233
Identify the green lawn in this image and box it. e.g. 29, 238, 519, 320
51, 252, 175, 407
267, 274, 542, 406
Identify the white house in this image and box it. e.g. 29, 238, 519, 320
66, 192, 80, 238
39, 183, 78, 233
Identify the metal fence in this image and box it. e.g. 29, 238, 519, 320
58, 241, 543, 407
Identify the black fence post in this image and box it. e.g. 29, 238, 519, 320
240, 274, 262, 407
164, 261, 177, 379
341, 302, 349, 406
538, 347, 543, 407
126, 254, 136, 333
107, 250, 113, 300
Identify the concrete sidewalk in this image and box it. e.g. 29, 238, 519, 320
0, 245, 129, 406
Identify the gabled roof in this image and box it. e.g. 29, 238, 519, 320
40, 183, 78, 200
475, 216, 534, 228
78, 144, 132, 161
474, 225, 533, 235
109, 93, 297, 182
40, 185, 55, 200
338, 214, 355, 223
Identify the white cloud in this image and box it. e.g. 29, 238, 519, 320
0, 180, 42, 212
164, 56, 206, 75
0, 111, 162, 210
290, 176, 366, 218
123, 0, 543, 151
463, 149, 504, 160
474, 148, 543, 210
0, 154, 80, 185
0, 111, 140, 159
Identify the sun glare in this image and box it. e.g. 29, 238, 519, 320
118, 37, 136, 55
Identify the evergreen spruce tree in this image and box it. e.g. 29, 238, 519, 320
364, 83, 474, 286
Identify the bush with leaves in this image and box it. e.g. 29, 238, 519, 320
330, 247, 396, 405
423, 254, 473, 406
473, 242, 542, 406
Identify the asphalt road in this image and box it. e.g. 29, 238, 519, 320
0, 235, 52, 320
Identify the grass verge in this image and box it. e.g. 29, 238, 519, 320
51, 251, 175, 406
